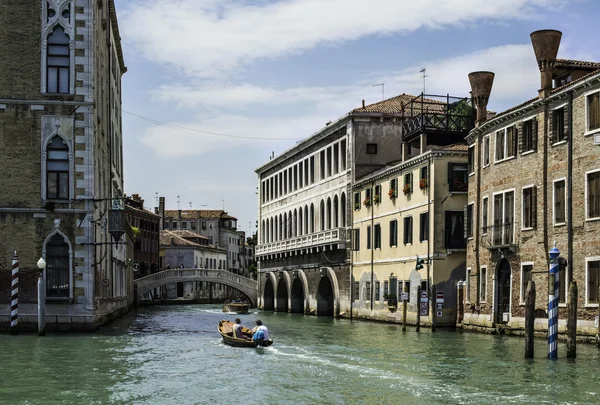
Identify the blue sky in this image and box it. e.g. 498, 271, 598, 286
114, 0, 599, 236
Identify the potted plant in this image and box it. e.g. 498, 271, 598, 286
388, 188, 397, 200
384, 293, 398, 312
363, 196, 372, 207
403, 183, 411, 195
419, 178, 428, 189
354, 202, 361, 210
373, 194, 381, 205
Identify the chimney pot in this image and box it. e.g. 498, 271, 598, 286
362, 99, 365, 108
468, 71, 495, 127
530, 29, 562, 97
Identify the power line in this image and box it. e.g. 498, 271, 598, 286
120, 108, 300, 141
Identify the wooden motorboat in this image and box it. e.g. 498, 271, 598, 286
218, 320, 273, 348
222, 301, 250, 314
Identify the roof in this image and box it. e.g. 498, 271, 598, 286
164, 209, 237, 220
436, 143, 468, 152
555, 59, 600, 70
352, 93, 444, 114
109, 0, 127, 74
160, 230, 204, 247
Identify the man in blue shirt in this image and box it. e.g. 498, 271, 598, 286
252, 319, 269, 347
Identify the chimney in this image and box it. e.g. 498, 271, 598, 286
530, 29, 562, 98
362, 99, 365, 108
158, 197, 165, 229
468, 71, 495, 127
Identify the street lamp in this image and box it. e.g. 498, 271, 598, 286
36, 257, 46, 336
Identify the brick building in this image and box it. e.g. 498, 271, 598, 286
463, 30, 600, 338
0, 0, 130, 330
125, 194, 160, 278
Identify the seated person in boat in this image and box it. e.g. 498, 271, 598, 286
232, 318, 249, 339
251, 319, 269, 347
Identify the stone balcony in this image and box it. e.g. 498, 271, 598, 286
256, 228, 347, 257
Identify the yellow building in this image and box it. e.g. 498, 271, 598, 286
351, 144, 468, 326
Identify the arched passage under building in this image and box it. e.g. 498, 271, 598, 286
290, 277, 305, 314
317, 276, 334, 316
263, 278, 275, 310
276, 279, 289, 312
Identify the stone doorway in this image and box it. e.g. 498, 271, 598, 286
495, 258, 512, 324
317, 276, 334, 316
276, 280, 289, 312
290, 278, 305, 314
263, 278, 274, 310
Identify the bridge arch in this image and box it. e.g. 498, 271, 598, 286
262, 272, 277, 310
317, 267, 340, 317
290, 270, 309, 314
276, 271, 291, 312
134, 269, 257, 307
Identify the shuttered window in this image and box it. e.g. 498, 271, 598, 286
588, 92, 600, 131
587, 171, 600, 219
389, 220, 398, 247
522, 186, 537, 229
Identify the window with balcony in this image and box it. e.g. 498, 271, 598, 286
419, 212, 428, 242
389, 220, 398, 247
448, 163, 468, 192
403, 216, 413, 245
445, 211, 465, 249
492, 190, 514, 246
553, 179, 566, 225
374, 224, 381, 249
587, 170, 600, 219
522, 186, 537, 229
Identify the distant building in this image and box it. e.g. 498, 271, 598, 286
0, 0, 130, 330
464, 30, 600, 337
125, 194, 160, 278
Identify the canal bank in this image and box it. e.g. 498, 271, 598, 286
2, 304, 600, 405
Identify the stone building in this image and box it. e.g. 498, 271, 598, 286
125, 194, 160, 278
0, 0, 130, 330
352, 144, 468, 326
255, 94, 450, 317
463, 30, 600, 338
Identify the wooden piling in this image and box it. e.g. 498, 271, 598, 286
416, 286, 421, 332
431, 285, 436, 333
402, 283, 408, 332
597, 285, 600, 348
566, 281, 577, 358
524, 280, 536, 359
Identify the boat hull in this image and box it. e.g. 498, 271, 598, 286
218, 320, 273, 348
222, 303, 250, 314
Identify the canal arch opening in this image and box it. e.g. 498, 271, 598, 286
276, 279, 289, 312
495, 258, 511, 324
290, 277, 304, 314
263, 278, 275, 310
317, 276, 334, 316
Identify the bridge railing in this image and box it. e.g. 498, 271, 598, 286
134, 268, 257, 293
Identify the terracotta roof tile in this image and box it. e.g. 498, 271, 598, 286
435, 143, 468, 152
160, 230, 204, 247
555, 59, 600, 69
164, 209, 237, 220
352, 93, 445, 115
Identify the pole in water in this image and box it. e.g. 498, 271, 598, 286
524, 280, 536, 359
548, 243, 560, 360
566, 281, 577, 358
416, 286, 421, 332
10, 251, 19, 334
402, 283, 408, 332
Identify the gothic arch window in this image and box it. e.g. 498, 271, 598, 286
340, 193, 346, 227
46, 25, 70, 94
320, 200, 325, 231
45, 233, 70, 298
333, 195, 339, 228
46, 136, 70, 200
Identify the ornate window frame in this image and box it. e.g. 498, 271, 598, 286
41, 117, 74, 202
41, 0, 75, 95
42, 227, 74, 301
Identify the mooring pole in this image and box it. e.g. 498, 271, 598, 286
566, 281, 577, 358
548, 243, 560, 360
431, 285, 436, 333
525, 280, 536, 359
416, 286, 421, 332
402, 283, 408, 332
10, 251, 19, 334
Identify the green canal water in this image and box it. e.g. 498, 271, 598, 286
1, 305, 600, 405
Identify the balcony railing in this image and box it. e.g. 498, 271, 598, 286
256, 228, 347, 256
482, 223, 514, 248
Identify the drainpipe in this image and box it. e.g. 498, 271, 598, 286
543, 103, 549, 269
476, 133, 481, 307
567, 91, 574, 284
427, 153, 432, 318
370, 180, 375, 312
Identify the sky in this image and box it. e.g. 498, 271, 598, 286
114, 0, 599, 237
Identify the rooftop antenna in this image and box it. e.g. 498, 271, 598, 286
189, 202, 192, 209
372, 83, 384, 101
155, 192, 158, 207
419, 68, 428, 94
222, 199, 225, 210
177, 195, 180, 210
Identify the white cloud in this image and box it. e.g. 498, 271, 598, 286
120, 0, 565, 79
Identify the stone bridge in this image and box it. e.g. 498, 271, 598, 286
134, 269, 257, 306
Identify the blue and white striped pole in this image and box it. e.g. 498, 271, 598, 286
548, 243, 561, 360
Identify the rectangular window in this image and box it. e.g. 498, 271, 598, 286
365, 281, 371, 301
384, 281, 389, 297
191, 221, 196, 230
492, 191, 514, 246
202, 221, 206, 230
482, 197, 488, 234
320, 151, 325, 180
520, 263, 533, 303
552, 108, 566, 143
522, 120, 533, 152
587, 170, 600, 219
403, 172, 413, 195
466, 203, 474, 238
310, 156, 315, 184
341, 140, 347, 170
420, 166, 428, 184
181, 222, 187, 229
172, 221, 178, 229
294, 165, 298, 190
365, 188, 372, 205
389, 220, 398, 246
483, 135, 490, 166
374, 224, 381, 249
299, 162, 303, 189
554, 179, 566, 224
326, 147, 332, 177
351, 229, 360, 251
468, 146, 475, 174
374, 184, 382, 204
448, 163, 468, 192
404, 281, 411, 303
333, 144, 339, 174
354, 282, 360, 301
284, 170, 288, 195
587, 259, 600, 304
588, 92, 600, 132
354, 192, 361, 210
367, 226, 371, 250
445, 211, 465, 249
375, 281, 380, 301
480, 267, 487, 302
495, 127, 516, 161
506, 126, 516, 158
389, 178, 398, 199
419, 212, 429, 242
366, 143, 378, 154
403, 216, 413, 245
522, 186, 536, 229
495, 129, 505, 161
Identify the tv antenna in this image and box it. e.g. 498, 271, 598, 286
419, 68, 428, 94
155, 192, 158, 207
372, 83, 384, 101
177, 195, 180, 210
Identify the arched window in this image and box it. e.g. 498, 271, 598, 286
274, 216, 278, 241
293, 209, 298, 237
310, 204, 315, 233
279, 214, 283, 240
327, 198, 332, 229
341, 193, 346, 227
320, 200, 325, 231
288, 210, 293, 238
262, 220, 266, 243
47, 136, 69, 200
304, 205, 309, 234
298, 208, 303, 236
333, 196, 339, 228
46, 233, 70, 298
47, 25, 70, 94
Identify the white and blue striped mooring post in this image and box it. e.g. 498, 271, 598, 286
548, 243, 561, 360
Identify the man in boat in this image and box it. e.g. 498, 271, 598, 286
251, 319, 269, 347
232, 318, 246, 339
